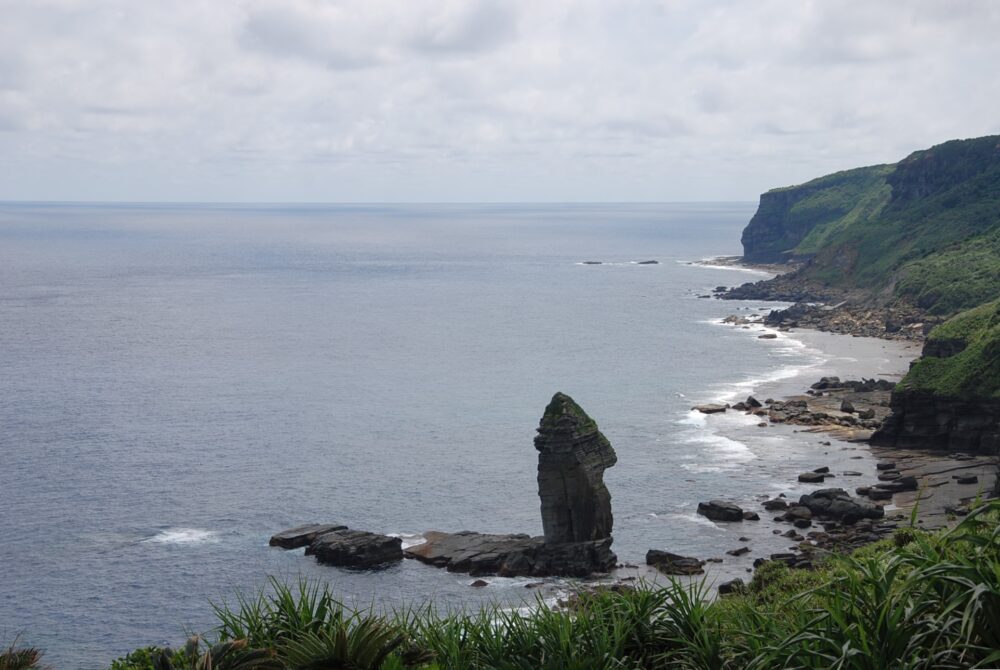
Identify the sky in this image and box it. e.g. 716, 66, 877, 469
1, 0, 999, 203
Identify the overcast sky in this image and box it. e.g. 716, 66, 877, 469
1, 0, 999, 203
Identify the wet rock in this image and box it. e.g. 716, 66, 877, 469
692, 403, 728, 414
536, 392, 617, 544
840, 400, 855, 413
743, 511, 760, 521
762, 498, 788, 511
758, 333, 778, 339
697, 500, 744, 522
878, 471, 901, 481
306, 529, 403, 569
405, 531, 616, 577
793, 519, 812, 529
269, 524, 348, 549
858, 409, 876, 420
957, 475, 979, 484
646, 550, 705, 576
813, 466, 830, 474
470, 579, 489, 588
842, 471, 863, 476
785, 506, 813, 522
746, 396, 763, 408
876, 462, 896, 471
726, 546, 750, 556
798, 472, 826, 483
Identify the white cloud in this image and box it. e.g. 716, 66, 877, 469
0, 0, 998, 201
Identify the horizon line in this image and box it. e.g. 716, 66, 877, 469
0, 199, 757, 207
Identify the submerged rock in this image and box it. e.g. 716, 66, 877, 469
536, 392, 618, 544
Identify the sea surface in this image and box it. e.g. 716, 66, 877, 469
0, 203, 914, 667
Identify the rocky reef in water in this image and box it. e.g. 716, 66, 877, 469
273, 392, 620, 577
403, 391, 619, 577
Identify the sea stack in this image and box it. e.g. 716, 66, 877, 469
535, 392, 618, 543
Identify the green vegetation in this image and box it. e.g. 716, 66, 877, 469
106, 502, 1000, 669
743, 135, 1000, 317
899, 299, 1000, 398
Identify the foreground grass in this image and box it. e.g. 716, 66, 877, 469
8, 501, 997, 669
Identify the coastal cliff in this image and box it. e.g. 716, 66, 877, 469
872, 299, 1000, 454
732, 135, 1000, 318
731, 135, 1000, 453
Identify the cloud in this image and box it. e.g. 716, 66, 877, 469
0, 0, 999, 201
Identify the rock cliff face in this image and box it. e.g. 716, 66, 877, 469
535, 392, 617, 543
740, 165, 891, 263
870, 391, 1000, 455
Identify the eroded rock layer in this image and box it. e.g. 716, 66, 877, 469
535, 392, 618, 544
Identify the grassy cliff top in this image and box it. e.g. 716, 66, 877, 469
899, 299, 1000, 398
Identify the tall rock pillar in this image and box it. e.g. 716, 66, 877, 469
535, 392, 617, 544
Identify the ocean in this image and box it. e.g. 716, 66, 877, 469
0, 203, 915, 667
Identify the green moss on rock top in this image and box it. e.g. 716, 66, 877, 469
899, 299, 1000, 398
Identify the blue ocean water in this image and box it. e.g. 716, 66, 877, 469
0, 203, 898, 667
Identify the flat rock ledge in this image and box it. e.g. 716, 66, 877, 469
404, 531, 616, 578
270, 525, 402, 569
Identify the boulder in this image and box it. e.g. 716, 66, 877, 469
726, 546, 750, 556
269, 524, 348, 549
697, 500, 744, 522
646, 550, 705, 576
840, 400, 855, 413
798, 472, 826, 483
798, 488, 884, 523
813, 466, 830, 474
762, 498, 788, 511
305, 529, 403, 568
718, 578, 745, 596
876, 462, 896, 471
745, 396, 762, 408
758, 333, 778, 339
692, 403, 728, 414
536, 392, 617, 544
858, 408, 876, 420
743, 511, 760, 521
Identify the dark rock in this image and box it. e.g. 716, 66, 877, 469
813, 466, 830, 474
636, 260, 659, 265
876, 462, 897, 471
785, 506, 813, 521
697, 500, 744, 522
718, 578, 745, 596
872, 390, 1000, 455
842, 471, 863, 476
867, 488, 894, 501
874, 476, 918, 493
798, 472, 826, 483
858, 409, 876, 420
793, 519, 812, 529
877, 471, 901, 481
742, 511, 760, 521
957, 475, 979, 484
799, 488, 884, 523
811, 377, 841, 390
692, 403, 728, 414
758, 333, 778, 339
762, 498, 788, 511
582, 261, 602, 265
731, 402, 748, 411
470, 579, 489, 588
536, 392, 617, 544
405, 531, 616, 577
840, 400, 855, 413
646, 550, 705, 576
306, 529, 403, 568
726, 546, 750, 556
269, 524, 348, 549
746, 396, 762, 408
